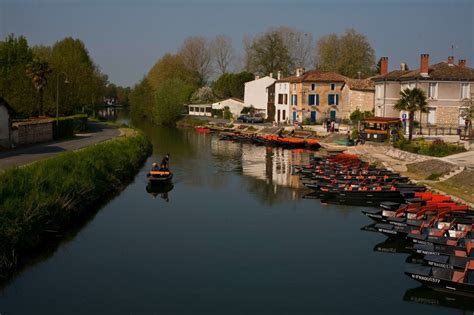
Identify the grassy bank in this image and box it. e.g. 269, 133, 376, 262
0, 130, 151, 277
395, 138, 466, 157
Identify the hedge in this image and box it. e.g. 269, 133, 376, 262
52, 114, 88, 139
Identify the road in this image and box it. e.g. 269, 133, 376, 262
0, 123, 120, 170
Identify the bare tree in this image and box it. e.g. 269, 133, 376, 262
179, 36, 213, 84
211, 35, 234, 75
276, 27, 314, 69
242, 34, 255, 73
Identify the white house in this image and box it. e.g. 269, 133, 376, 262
0, 97, 14, 148
274, 80, 290, 123
188, 104, 212, 117
212, 98, 245, 119
244, 75, 276, 118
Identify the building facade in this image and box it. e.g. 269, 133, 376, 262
212, 98, 245, 119
244, 75, 276, 118
373, 54, 474, 127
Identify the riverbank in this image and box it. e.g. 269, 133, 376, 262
0, 129, 152, 277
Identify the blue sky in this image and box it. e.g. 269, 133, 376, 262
1, 0, 473, 86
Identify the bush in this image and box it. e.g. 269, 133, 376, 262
52, 114, 88, 139
0, 131, 151, 276
223, 107, 232, 120
426, 172, 442, 180
395, 138, 466, 157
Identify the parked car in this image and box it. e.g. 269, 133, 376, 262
248, 116, 264, 123
237, 114, 250, 122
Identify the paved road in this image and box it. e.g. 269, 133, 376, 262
441, 150, 474, 169
0, 123, 120, 170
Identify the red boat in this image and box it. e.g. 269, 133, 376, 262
195, 126, 210, 133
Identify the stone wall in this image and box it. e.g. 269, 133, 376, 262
12, 119, 53, 146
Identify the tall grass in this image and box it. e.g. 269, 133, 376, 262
0, 131, 151, 276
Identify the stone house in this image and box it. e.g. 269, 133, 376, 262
341, 79, 375, 118
0, 97, 14, 148
373, 54, 474, 127
243, 75, 276, 118
275, 68, 374, 123
212, 98, 245, 119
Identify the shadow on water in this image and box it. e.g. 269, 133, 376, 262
404, 286, 474, 312
146, 181, 174, 202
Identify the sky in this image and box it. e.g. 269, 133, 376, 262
1, 0, 473, 87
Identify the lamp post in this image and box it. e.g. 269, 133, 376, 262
56, 72, 69, 127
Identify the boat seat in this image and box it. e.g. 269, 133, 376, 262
452, 271, 465, 283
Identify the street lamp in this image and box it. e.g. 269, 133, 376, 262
56, 72, 69, 127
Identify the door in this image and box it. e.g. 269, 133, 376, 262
310, 111, 316, 123
427, 108, 436, 126
330, 110, 336, 121
293, 111, 297, 123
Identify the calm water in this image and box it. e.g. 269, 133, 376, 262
0, 120, 472, 314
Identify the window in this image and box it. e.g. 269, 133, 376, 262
330, 83, 336, 90
284, 94, 288, 104
316, 94, 320, 105
461, 83, 470, 99
293, 83, 296, 91
278, 94, 284, 104
376, 85, 383, 99
308, 94, 315, 105
292, 94, 298, 106
311, 83, 315, 90
282, 110, 286, 120
428, 83, 438, 99
328, 94, 339, 105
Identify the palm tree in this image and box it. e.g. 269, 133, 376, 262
26, 58, 51, 117
394, 87, 428, 141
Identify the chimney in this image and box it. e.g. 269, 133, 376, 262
380, 57, 388, 75
420, 54, 429, 77
296, 67, 305, 77
269, 72, 273, 78
277, 71, 282, 80
459, 59, 466, 68
400, 62, 407, 71
447, 56, 454, 66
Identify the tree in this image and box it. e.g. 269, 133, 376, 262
276, 27, 314, 69
460, 98, 474, 132
178, 36, 212, 84
129, 78, 154, 119
314, 29, 375, 78
212, 71, 254, 99
152, 78, 194, 125
394, 88, 428, 141
190, 86, 215, 103
247, 30, 292, 76
25, 58, 52, 116
211, 35, 234, 75
147, 53, 200, 91
0, 34, 36, 116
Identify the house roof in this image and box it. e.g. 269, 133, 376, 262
344, 78, 375, 91
373, 62, 474, 82
0, 97, 15, 114
277, 70, 348, 83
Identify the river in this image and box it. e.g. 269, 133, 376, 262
0, 116, 471, 314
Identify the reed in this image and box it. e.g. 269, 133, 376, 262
0, 131, 151, 277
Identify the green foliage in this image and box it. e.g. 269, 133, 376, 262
315, 29, 375, 78
0, 132, 151, 276
223, 107, 232, 119
350, 109, 373, 123
426, 173, 442, 180
395, 138, 466, 157
394, 87, 428, 141
176, 116, 208, 127
147, 53, 201, 91
52, 114, 88, 139
152, 78, 195, 126
129, 78, 154, 119
212, 71, 254, 99
25, 57, 52, 116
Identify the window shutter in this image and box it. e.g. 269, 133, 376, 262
316, 94, 319, 105
336, 94, 339, 105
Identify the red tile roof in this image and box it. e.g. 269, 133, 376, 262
344, 78, 375, 91
373, 62, 474, 82
277, 70, 348, 83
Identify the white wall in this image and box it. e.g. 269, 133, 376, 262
212, 99, 245, 118
274, 82, 290, 123
244, 76, 276, 118
0, 106, 10, 148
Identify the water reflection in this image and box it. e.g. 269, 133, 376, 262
404, 286, 474, 312
146, 182, 174, 202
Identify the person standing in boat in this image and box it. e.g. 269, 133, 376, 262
160, 153, 170, 171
